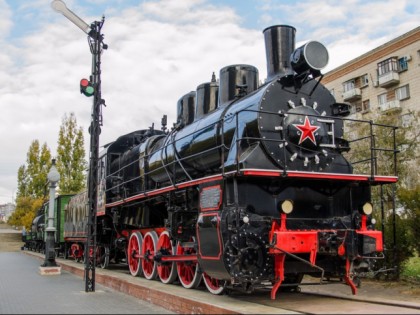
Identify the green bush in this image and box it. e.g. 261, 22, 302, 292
401, 256, 420, 283
372, 211, 414, 280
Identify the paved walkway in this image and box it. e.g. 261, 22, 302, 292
0, 252, 173, 314
0, 227, 21, 233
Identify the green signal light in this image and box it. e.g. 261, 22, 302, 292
85, 86, 94, 95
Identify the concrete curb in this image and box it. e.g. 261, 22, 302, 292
22, 250, 300, 314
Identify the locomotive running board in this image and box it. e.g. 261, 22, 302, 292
105, 173, 233, 208
105, 169, 397, 208
241, 169, 398, 184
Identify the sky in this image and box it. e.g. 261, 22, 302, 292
0, 0, 419, 204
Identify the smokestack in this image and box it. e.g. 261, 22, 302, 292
263, 25, 296, 81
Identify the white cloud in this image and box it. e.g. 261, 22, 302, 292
258, 0, 420, 71
98, 3, 265, 149
1, 0, 419, 204
0, 0, 266, 203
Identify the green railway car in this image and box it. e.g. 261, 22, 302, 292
24, 194, 74, 254
43, 194, 75, 253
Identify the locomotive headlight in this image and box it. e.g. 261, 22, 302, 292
290, 41, 329, 76
362, 202, 373, 215
281, 200, 294, 214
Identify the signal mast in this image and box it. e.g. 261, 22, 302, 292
51, 0, 108, 292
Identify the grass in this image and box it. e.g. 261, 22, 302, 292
401, 255, 420, 283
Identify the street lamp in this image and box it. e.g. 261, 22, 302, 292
51, 0, 107, 292
41, 159, 60, 269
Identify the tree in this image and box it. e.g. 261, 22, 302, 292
398, 185, 420, 254
56, 112, 87, 194
13, 140, 51, 228
344, 110, 419, 277
16, 165, 28, 198
16, 140, 52, 199
8, 196, 44, 231
12, 113, 87, 229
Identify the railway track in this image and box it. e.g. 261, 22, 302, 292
236, 289, 420, 314
21, 249, 420, 314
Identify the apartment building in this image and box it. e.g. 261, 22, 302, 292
0, 203, 15, 222
323, 26, 420, 127
322, 26, 419, 188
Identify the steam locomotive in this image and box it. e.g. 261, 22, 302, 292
34, 25, 399, 299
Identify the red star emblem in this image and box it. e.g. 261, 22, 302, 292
293, 116, 320, 145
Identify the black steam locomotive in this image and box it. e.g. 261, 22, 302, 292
62, 25, 398, 298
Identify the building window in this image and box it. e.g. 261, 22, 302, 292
398, 57, 408, 72
343, 79, 355, 92
378, 93, 387, 106
395, 85, 410, 100
354, 100, 370, 113
355, 101, 362, 112
360, 74, 369, 87
401, 113, 414, 128
377, 57, 398, 76
362, 99, 370, 112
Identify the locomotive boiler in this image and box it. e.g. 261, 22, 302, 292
61, 24, 398, 299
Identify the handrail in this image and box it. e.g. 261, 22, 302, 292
104, 106, 399, 199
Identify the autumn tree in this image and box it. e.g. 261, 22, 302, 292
11, 113, 87, 228
8, 196, 44, 231
16, 140, 52, 199
12, 140, 51, 228
56, 112, 87, 194
16, 165, 28, 198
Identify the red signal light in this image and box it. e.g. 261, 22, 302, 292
80, 78, 89, 87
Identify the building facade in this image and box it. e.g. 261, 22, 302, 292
0, 203, 16, 222
323, 26, 419, 188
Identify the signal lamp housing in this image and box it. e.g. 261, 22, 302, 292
80, 78, 94, 97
